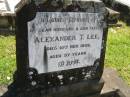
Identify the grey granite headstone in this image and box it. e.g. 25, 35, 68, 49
2, 0, 109, 97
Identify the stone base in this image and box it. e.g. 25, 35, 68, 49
1, 79, 104, 97
102, 68, 130, 97
1, 68, 130, 97
40, 79, 104, 97
85, 90, 126, 97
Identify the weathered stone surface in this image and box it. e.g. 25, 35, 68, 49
0, 85, 7, 96
102, 68, 130, 97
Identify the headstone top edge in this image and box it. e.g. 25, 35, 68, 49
15, 0, 103, 13
15, 0, 29, 13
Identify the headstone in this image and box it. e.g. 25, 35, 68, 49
8, 0, 109, 97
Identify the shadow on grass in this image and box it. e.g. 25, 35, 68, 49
0, 29, 15, 36
119, 14, 130, 26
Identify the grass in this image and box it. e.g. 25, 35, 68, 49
105, 21, 130, 85
0, 35, 16, 85
0, 21, 130, 85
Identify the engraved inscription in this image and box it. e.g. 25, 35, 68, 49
28, 12, 104, 74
